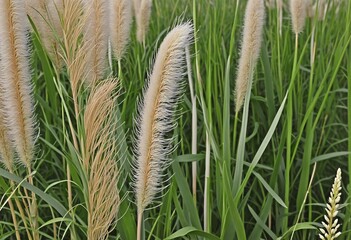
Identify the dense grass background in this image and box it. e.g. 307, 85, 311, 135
1, 0, 351, 239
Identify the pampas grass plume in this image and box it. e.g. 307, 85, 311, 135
133, 0, 140, 18
26, 0, 64, 68
83, 0, 109, 84
136, 0, 152, 43
235, 0, 265, 113
290, 0, 307, 34
0, 112, 14, 171
60, 0, 90, 102
0, 0, 36, 167
84, 78, 120, 240
110, 0, 133, 61
45, 0, 64, 68
0, 78, 14, 171
25, 0, 46, 30
134, 22, 193, 225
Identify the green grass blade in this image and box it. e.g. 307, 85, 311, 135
0, 168, 68, 217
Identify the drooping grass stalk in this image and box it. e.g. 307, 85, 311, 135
60, 0, 88, 132
0, 1, 38, 238
61, 0, 81, 203
84, 79, 120, 240
134, 23, 193, 240
59, 1, 88, 238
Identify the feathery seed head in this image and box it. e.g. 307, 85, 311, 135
134, 23, 193, 214
110, 0, 133, 60
46, 0, 64, 69
290, 0, 307, 34
0, 0, 37, 167
84, 79, 120, 240
0, 110, 15, 171
60, 0, 90, 95
0, 68, 14, 171
83, 0, 109, 85
235, 0, 265, 113
319, 168, 342, 240
136, 0, 152, 43
26, 0, 64, 69
133, 0, 140, 18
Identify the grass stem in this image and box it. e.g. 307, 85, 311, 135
284, 32, 299, 233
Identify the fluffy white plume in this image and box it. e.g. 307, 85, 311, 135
134, 23, 193, 213
235, 0, 265, 112
0, 0, 36, 167
136, 0, 152, 43
83, 0, 109, 84
110, 0, 133, 60
290, 0, 307, 34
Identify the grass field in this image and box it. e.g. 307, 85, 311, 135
1, 0, 351, 239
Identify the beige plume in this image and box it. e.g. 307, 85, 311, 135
133, 0, 140, 18
110, 0, 133, 61
0, 66, 14, 171
0, 0, 36, 167
136, 0, 152, 43
83, 0, 109, 85
133, 22, 193, 240
60, 0, 90, 113
84, 79, 120, 240
235, 0, 265, 112
26, 0, 64, 69
290, 0, 307, 34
